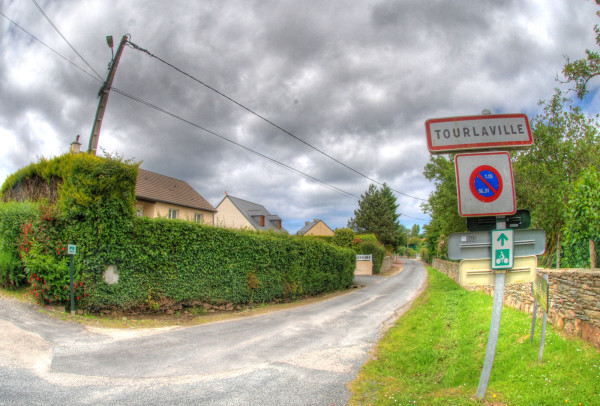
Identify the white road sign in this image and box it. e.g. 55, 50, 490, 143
455, 152, 516, 217
425, 113, 533, 153
458, 255, 538, 287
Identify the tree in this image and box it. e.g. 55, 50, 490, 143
561, 166, 600, 268
513, 91, 600, 266
562, 1, 600, 99
421, 154, 466, 259
347, 183, 400, 246
410, 224, 421, 238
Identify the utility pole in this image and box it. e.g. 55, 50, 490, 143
87, 35, 129, 155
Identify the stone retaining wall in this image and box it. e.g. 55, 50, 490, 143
432, 259, 600, 348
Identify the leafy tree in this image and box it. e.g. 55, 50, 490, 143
561, 166, 600, 268
347, 183, 400, 246
513, 91, 600, 266
410, 224, 421, 237
561, 1, 600, 99
421, 154, 466, 259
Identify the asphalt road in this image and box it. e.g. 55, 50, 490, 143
0, 259, 427, 406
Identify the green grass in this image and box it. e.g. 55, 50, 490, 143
349, 267, 600, 405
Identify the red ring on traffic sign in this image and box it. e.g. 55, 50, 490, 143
469, 165, 503, 203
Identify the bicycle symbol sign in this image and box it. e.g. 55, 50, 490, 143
469, 165, 503, 203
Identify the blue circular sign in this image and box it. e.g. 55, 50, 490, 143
469, 165, 503, 203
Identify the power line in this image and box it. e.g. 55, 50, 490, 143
126, 40, 427, 202
1, 14, 427, 220
110, 87, 360, 200
0, 11, 102, 83
30, 0, 104, 81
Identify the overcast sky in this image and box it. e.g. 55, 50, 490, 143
1, 0, 599, 234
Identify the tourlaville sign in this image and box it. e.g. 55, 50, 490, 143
425, 113, 533, 153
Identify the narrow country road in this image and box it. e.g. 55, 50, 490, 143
0, 259, 427, 406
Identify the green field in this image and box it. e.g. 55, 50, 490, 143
350, 267, 600, 405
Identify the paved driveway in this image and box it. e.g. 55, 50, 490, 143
0, 259, 427, 406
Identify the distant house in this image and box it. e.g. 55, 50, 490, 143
135, 169, 217, 224
296, 219, 334, 237
215, 193, 286, 233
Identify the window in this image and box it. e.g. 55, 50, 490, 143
136, 205, 144, 217
168, 209, 178, 219
195, 213, 204, 223
259, 215, 265, 227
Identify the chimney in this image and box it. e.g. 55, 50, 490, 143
305, 221, 310, 225
70, 135, 81, 154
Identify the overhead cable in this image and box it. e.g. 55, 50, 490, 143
127, 40, 427, 202
30, 0, 104, 81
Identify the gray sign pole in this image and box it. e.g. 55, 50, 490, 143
476, 217, 506, 400
69, 254, 75, 315
530, 299, 538, 344
538, 274, 549, 362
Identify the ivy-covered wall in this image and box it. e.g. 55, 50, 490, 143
1, 153, 355, 311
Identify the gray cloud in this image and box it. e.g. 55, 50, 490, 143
1, 0, 599, 232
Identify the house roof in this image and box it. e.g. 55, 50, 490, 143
218, 194, 286, 232
135, 169, 217, 212
296, 219, 333, 235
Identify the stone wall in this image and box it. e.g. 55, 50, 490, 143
432, 259, 600, 348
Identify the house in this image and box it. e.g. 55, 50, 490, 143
214, 193, 286, 233
135, 169, 217, 224
296, 219, 334, 237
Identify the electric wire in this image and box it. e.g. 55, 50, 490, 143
127, 40, 427, 202
1, 13, 428, 221
110, 87, 360, 200
0, 11, 102, 83
30, 0, 104, 81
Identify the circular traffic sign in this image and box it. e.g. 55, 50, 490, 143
469, 165, 503, 203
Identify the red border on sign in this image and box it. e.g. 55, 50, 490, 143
454, 151, 516, 217
469, 165, 503, 203
425, 113, 532, 153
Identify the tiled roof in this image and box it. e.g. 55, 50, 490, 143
221, 194, 286, 232
296, 219, 319, 235
135, 169, 217, 212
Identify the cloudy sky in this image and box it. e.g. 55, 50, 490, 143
1, 0, 599, 234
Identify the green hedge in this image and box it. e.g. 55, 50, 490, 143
358, 240, 386, 274
3, 153, 355, 311
80, 217, 356, 311
0, 201, 39, 287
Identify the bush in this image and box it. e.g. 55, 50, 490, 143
1, 154, 356, 311
358, 240, 385, 274
81, 217, 356, 311
0, 201, 39, 287
0, 250, 24, 288
332, 228, 355, 248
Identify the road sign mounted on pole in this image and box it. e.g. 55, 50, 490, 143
455, 152, 516, 217
491, 229, 514, 270
458, 255, 538, 287
425, 113, 533, 153
448, 229, 546, 260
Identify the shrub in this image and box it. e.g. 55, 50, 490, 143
358, 240, 385, 274
332, 228, 355, 248
0, 201, 39, 287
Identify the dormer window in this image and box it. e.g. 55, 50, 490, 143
260, 215, 265, 227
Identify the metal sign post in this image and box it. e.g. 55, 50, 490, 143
476, 218, 506, 399
68, 244, 77, 315
531, 273, 550, 362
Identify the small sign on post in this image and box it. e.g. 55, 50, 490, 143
68, 244, 77, 315
491, 229, 514, 270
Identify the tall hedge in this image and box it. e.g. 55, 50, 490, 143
80, 217, 355, 311
2, 153, 355, 310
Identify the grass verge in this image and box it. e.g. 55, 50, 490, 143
349, 266, 600, 405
